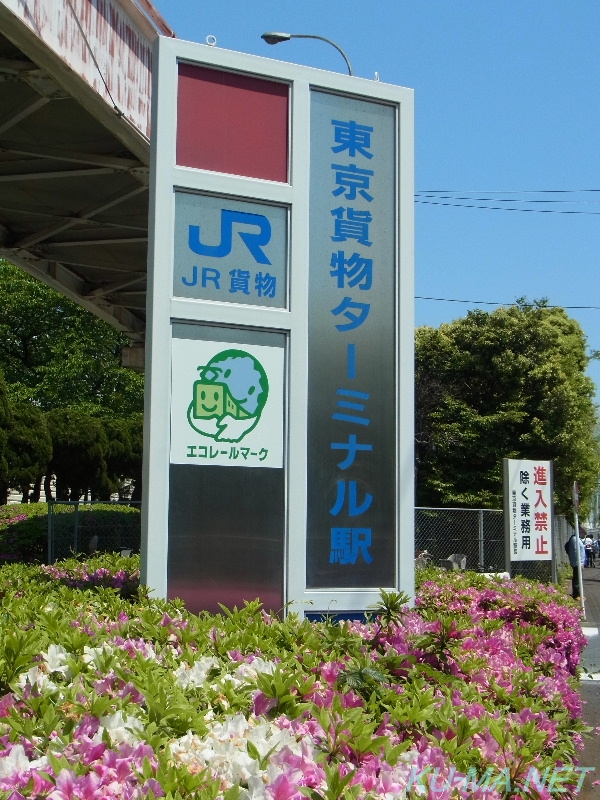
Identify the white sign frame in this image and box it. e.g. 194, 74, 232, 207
503, 458, 554, 565
143, 35, 415, 614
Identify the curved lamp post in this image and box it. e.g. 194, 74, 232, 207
261, 32, 353, 76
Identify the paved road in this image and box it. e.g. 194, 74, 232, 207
576, 565, 600, 798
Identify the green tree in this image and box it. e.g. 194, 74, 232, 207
99, 414, 143, 500
4, 402, 52, 503
0, 260, 143, 415
415, 301, 600, 515
0, 261, 145, 502
125, 413, 144, 503
0, 369, 11, 495
46, 408, 109, 501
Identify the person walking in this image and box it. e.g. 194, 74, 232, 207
585, 532, 595, 568
566, 529, 585, 599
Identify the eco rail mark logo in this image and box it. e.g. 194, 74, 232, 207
187, 349, 269, 443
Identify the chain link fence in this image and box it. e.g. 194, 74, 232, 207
416, 507, 575, 583
46, 501, 575, 583
48, 501, 141, 564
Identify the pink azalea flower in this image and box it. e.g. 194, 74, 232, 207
252, 691, 278, 716
266, 773, 302, 800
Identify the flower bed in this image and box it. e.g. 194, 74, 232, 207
0, 503, 141, 565
0, 504, 48, 563
41, 553, 141, 597
0, 559, 589, 799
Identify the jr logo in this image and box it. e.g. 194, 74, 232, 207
188, 210, 272, 265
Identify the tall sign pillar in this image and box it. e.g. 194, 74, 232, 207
143, 36, 414, 616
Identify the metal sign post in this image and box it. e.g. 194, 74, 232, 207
573, 481, 585, 617
142, 36, 414, 616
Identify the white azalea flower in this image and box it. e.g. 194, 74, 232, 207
140, 643, 159, 661
233, 658, 276, 685
170, 732, 210, 773
247, 722, 298, 759
0, 743, 49, 779
244, 775, 269, 800
28, 754, 49, 771
398, 749, 420, 764
0, 744, 30, 778
215, 712, 249, 741
227, 746, 261, 784
174, 656, 219, 689
41, 644, 73, 679
17, 665, 58, 692
82, 644, 114, 667
169, 712, 304, 791
99, 711, 143, 745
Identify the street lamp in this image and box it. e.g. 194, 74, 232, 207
261, 32, 354, 76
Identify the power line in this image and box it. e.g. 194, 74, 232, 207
417, 189, 600, 194
416, 296, 600, 310
414, 199, 600, 215
414, 188, 600, 214
416, 193, 600, 205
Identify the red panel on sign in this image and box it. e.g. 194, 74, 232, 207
177, 63, 289, 182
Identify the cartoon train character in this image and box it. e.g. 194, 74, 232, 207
192, 380, 251, 421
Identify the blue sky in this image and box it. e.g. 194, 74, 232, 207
152, 0, 600, 399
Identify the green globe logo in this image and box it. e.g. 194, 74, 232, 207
187, 349, 269, 443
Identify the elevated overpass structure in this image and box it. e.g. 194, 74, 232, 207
0, 0, 174, 356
